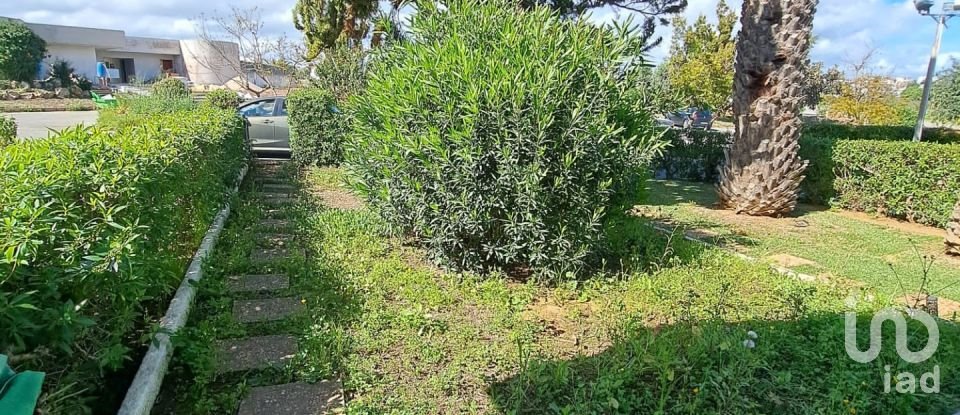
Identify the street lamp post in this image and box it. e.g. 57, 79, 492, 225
914, 0, 959, 142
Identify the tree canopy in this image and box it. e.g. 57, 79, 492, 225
293, 0, 379, 59
0, 19, 46, 83
664, 0, 736, 111
931, 60, 960, 125
519, 0, 687, 50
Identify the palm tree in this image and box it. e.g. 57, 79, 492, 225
947, 199, 960, 256
716, 0, 818, 216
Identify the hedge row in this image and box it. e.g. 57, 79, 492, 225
0, 104, 248, 412
655, 127, 960, 227
801, 137, 960, 226
802, 123, 960, 144
287, 87, 347, 166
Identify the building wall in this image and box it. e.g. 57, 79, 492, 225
96, 51, 179, 82
45, 44, 99, 80
179, 40, 242, 86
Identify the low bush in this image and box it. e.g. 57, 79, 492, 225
0, 106, 247, 412
0, 114, 15, 146
204, 88, 241, 110
288, 87, 346, 166
151, 77, 190, 99
346, 0, 664, 279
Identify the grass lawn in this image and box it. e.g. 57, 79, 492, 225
636, 179, 960, 305
164, 166, 960, 414
0, 98, 95, 112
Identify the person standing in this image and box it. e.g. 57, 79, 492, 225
96, 62, 109, 88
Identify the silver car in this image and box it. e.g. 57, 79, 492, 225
239, 97, 290, 154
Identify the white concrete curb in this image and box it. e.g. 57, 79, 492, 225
118, 163, 249, 415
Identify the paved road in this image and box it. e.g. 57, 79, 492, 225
7, 111, 98, 139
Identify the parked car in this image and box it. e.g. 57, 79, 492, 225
239, 97, 289, 154
660, 107, 714, 130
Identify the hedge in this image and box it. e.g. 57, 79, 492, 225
802, 123, 960, 144
802, 138, 960, 226
654, 126, 960, 227
287, 87, 346, 166
0, 105, 248, 412
654, 129, 730, 182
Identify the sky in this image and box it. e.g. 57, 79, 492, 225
1, 0, 957, 79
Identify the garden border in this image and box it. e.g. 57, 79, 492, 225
117, 162, 249, 415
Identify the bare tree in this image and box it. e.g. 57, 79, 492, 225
192, 7, 307, 97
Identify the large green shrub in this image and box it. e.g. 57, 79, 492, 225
0, 114, 15, 146
803, 139, 960, 226
288, 87, 346, 166
151, 77, 190, 99
204, 88, 241, 110
0, 20, 46, 82
0, 107, 247, 412
310, 45, 368, 102
346, 0, 663, 279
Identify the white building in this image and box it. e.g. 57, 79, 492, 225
6, 18, 242, 87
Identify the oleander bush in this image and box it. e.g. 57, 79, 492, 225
204, 88, 241, 110
346, 0, 664, 279
288, 87, 347, 166
0, 114, 15, 146
0, 105, 247, 412
151, 76, 190, 99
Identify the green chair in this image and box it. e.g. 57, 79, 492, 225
0, 355, 44, 415
90, 91, 118, 109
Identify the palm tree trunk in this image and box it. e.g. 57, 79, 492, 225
947, 199, 960, 256
717, 0, 819, 216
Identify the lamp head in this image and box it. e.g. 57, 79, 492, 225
915, 0, 935, 14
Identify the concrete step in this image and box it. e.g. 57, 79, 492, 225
262, 184, 296, 193
256, 233, 295, 248
238, 381, 345, 415
217, 335, 297, 373
259, 219, 293, 230
233, 297, 304, 323
228, 274, 289, 293
263, 196, 296, 206
250, 247, 302, 263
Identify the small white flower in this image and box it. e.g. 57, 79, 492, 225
743, 339, 756, 349
747, 330, 758, 339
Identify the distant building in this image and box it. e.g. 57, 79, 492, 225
3, 18, 242, 87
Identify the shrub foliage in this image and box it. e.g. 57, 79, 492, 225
204, 88, 241, 110
0, 105, 247, 412
151, 77, 190, 99
802, 139, 960, 226
346, 0, 663, 279
0, 20, 46, 82
288, 87, 346, 166
0, 114, 15, 146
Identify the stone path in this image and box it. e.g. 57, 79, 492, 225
216, 159, 344, 414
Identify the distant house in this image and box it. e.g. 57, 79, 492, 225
3, 18, 242, 87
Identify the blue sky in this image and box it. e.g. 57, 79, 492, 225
2, 0, 957, 78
